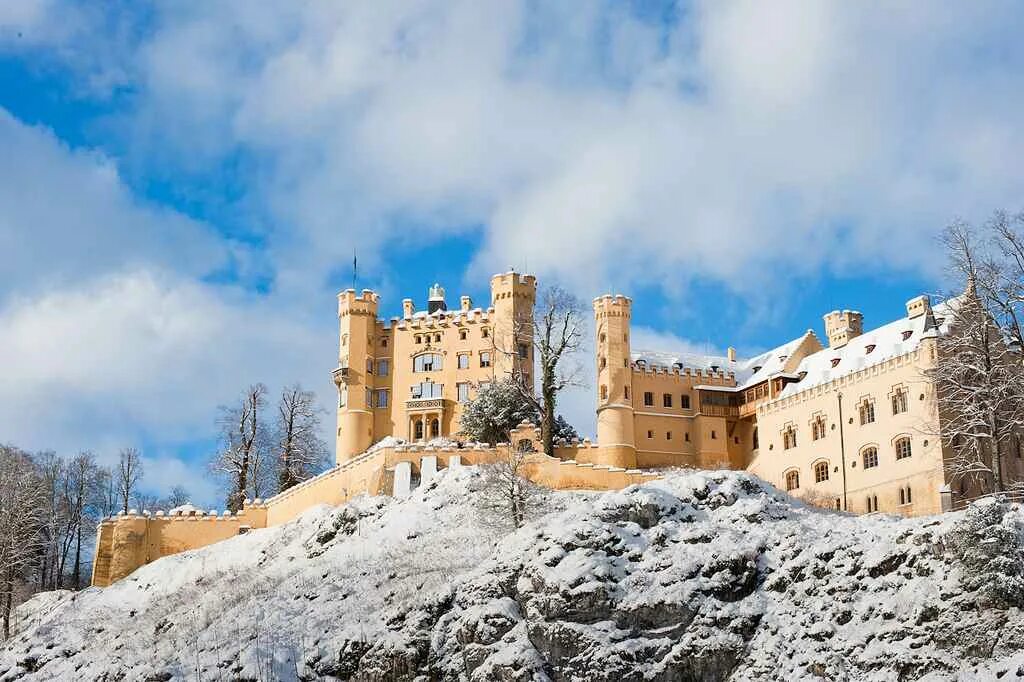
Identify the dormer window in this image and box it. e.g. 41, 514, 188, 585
830, 358, 841, 368
798, 371, 808, 380
865, 344, 876, 354
901, 330, 913, 341
752, 366, 762, 374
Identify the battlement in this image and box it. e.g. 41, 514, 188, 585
593, 294, 632, 318
490, 271, 537, 304
823, 309, 863, 349
338, 288, 380, 317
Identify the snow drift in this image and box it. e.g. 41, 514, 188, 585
2, 468, 1024, 681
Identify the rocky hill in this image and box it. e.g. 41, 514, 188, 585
2, 468, 1023, 681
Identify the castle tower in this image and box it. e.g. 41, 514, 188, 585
335, 289, 380, 463
490, 272, 537, 387
594, 294, 637, 468
823, 309, 864, 349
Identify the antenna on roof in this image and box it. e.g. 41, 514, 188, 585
352, 250, 358, 291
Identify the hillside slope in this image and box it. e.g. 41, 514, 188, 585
2, 468, 1023, 681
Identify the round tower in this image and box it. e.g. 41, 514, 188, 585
594, 294, 637, 468
490, 272, 538, 386
335, 289, 380, 463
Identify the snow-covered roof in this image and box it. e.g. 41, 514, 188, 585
630, 349, 733, 374
776, 298, 954, 399
734, 332, 817, 388
632, 331, 816, 388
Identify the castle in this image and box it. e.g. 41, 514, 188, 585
91, 272, 1024, 587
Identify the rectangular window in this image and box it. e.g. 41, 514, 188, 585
374, 390, 389, 408
366, 358, 373, 374
381, 337, 388, 348
481, 328, 489, 338
647, 430, 654, 439
643, 391, 654, 406
458, 354, 469, 369
663, 393, 673, 408
681, 395, 691, 409
666, 431, 672, 440
377, 359, 389, 376
892, 389, 908, 415
480, 352, 492, 368
414, 354, 442, 372
624, 386, 630, 400
457, 383, 470, 403
459, 329, 468, 340
338, 386, 347, 408
366, 388, 373, 407
860, 401, 876, 425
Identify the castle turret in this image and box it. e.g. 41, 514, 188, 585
594, 294, 637, 468
428, 283, 447, 313
490, 272, 537, 386
823, 309, 864, 349
335, 289, 380, 463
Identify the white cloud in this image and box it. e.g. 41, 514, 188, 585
0, 109, 228, 298
0, 269, 333, 454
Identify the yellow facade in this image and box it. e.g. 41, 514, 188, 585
333, 273, 536, 464
92, 272, 1024, 587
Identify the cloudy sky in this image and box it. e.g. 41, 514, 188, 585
2, 1, 1022, 505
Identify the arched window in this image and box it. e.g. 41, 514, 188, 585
599, 357, 606, 369
752, 427, 759, 450
600, 385, 608, 400
862, 447, 879, 469
783, 426, 797, 450
413, 353, 443, 372
814, 461, 829, 483
895, 437, 912, 460
430, 419, 440, 438
785, 470, 800, 491
414, 420, 424, 440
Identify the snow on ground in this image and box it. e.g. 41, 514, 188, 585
2, 469, 1023, 681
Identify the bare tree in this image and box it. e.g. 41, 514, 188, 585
498, 285, 586, 456
476, 442, 538, 531
33, 451, 65, 590
928, 221, 1024, 495
0, 445, 47, 639
117, 447, 144, 515
61, 452, 99, 588
165, 485, 191, 508
275, 384, 329, 492
212, 384, 270, 511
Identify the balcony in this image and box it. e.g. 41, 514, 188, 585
699, 403, 738, 418
331, 366, 352, 385
406, 397, 448, 411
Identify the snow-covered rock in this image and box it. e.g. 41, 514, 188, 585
2, 470, 1024, 681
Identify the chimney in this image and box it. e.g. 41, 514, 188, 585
727, 347, 736, 363
460, 295, 472, 312
905, 294, 931, 320
402, 298, 414, 319
823, 310, 864, 349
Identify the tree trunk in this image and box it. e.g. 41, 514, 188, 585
2, 573, 12, 640
73, 523, 82, 588
541, 368, 556, 456
990, 411, 1004, 493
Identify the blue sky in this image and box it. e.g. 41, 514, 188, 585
2, 1, 1022, 506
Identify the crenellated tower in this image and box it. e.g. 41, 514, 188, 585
334, 289, 380, 463
490, 272, 538, 389
594, 294, 637, 468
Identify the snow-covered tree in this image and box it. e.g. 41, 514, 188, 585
459, 378, 537, 445
0, 445, 47, 639
928, 222, 1024, 495
477, 444, 539, 531
212, 384, 272, 511
275, 384, 329, 492
497, 285, 586, 456
460, 378, 580, 446
117, 447, 144, 515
